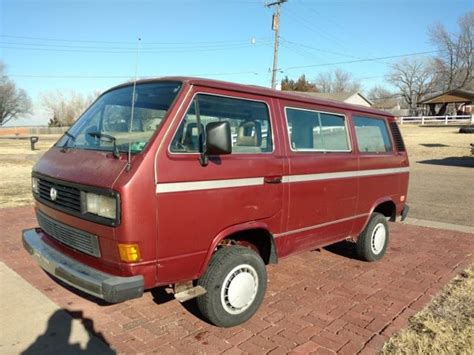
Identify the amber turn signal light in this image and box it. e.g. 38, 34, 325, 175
118, 244, 141, 263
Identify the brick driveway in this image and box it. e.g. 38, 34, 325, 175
1, 206, 473, 354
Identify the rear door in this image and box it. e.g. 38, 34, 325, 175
154, 87, 284, 283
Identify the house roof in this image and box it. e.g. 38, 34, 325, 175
296, 91, 373, 106
419, 89, 474, 104
301, 92, 354, 101
104, 77, 392, 117
371, 97, 400, 110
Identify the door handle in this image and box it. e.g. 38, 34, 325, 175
264, 176, 283, 184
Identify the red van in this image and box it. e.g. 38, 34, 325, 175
23, 77, 409, 327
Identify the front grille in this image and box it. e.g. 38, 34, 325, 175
389, 121, 406, 152
38, 178, 82, 213
37, 210, 101, 257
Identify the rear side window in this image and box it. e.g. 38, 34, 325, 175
353, 116, 392, 153
170, 94, 272, 154
285, 107, 349, 152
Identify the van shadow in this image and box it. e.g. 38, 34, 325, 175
21, 309, 115, 354
48, 272, 211, 325
323, 240, 358, 259
418, 156, 474, 168
150, 287, 174, 304
150, 287, 210, 324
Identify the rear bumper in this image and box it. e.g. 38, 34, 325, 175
22, 228, 144, 303
401, 204, 410, 221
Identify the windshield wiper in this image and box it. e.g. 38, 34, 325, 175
87, 132, 120, 159
60, 131, 77, 152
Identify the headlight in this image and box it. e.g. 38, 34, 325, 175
83, 192, 117, 219
32, 177, 39, 194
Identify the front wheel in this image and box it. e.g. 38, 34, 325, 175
197, 246, 267, 327
356, 212, 389, 261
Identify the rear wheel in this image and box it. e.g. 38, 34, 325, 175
356, 213, 389, 261
197, 246, 267, 327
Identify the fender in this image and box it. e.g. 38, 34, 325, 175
360, 196, 397, 230
197, 221, 278, 277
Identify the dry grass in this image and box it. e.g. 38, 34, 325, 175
0, 136, 57, 208
382, 265, 474, 355
400, 125, 473, 160
0, 135, 60, 155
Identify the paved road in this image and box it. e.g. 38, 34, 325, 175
408, 161, 474, 227
1, 206, 473, 354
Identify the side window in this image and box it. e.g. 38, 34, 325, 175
285, 108, 349, 151
353, 116, 392, 153
170, 94, 272, 154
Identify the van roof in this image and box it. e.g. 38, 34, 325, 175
107, 76, 394, 118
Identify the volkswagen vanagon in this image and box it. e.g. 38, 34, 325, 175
23, 77, 409, 327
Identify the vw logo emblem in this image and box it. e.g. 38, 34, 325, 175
50, 187, 57, 201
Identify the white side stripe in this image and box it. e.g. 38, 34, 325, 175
286, 167, 410, 183
155, 167, 409, 194
156, 177, 264, 193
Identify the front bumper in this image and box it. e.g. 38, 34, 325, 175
22, 228, 144, 303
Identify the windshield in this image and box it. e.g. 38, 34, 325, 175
56, 82, 182, 154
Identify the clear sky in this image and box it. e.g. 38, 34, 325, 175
1, 0, 472, 125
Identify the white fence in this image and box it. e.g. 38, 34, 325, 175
0, 126, 70, 136
399, 115, 473, 125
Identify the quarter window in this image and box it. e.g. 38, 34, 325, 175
353, 116, 392, 153
285, 108, 349, 151
170, 94, 272, 154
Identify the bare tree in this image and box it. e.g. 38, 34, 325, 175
388, 58, 434, 114
0, 62, 32, 126
367, 85, 400, 109
41, 90, 100, 127
314, 69, 362, 93
367, 85, 394, 101
429, 11, 474, 91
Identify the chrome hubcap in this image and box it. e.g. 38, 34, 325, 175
221, 264, 258, 315
371, 223, 386, 254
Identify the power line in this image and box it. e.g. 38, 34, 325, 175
284, 8, 348, 50
7, 71, 261, 79
0, 34, 271, 46
280, 41, 323, 63
0, 42, 269, 54
0, 40, 270, 51
281, 38, 390, 66
281, 50, 442, 71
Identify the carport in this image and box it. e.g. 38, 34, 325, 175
419, 89, 474, 117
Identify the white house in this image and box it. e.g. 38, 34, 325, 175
292, 91, 373, 108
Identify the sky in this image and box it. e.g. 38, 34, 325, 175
1, 0, 472, 126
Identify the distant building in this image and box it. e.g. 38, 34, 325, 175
371, 97, 409, 117
297, 92, 373, 108
419, 89, 474, 116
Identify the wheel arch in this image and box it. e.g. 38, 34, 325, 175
371, 198, 397, 222
197, 222, 278, 278
356, 197, 397, 236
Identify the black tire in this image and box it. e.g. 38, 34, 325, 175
459, 126, 474, 134
356, 213, 389, 262
197, 246, 267, 327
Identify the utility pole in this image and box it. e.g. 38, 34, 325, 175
266, 0, 287, 90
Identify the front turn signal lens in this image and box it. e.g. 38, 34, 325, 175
118, 244, 141, 263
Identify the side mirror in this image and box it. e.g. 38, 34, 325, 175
206, 121, 232, 155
